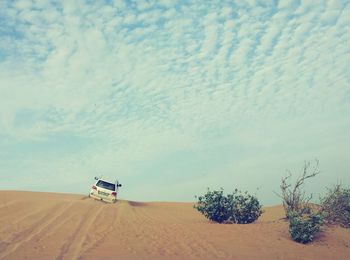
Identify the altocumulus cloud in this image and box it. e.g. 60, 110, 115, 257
0, 0, 349, 204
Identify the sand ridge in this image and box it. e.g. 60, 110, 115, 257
0, 191, 349, 259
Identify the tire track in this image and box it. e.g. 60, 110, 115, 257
0, 201, 34, 222
103, 201, 143, 255
0, 201, 74, 260
56, 205, 104, 260
77, 204, 121, 257
0, 204, 57, 236
0, 200, 20, 210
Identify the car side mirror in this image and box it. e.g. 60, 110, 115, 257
117, 184, 122, 187
94, 176, 99, 180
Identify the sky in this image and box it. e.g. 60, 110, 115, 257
0, 0, 349, 205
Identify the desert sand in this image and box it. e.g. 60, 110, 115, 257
0, 191, 349, 260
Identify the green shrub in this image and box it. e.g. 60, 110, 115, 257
321, 184, 350, 228
288, 211, 323, 244
194, 188, 231, 223
195, 188, 262, 224
227, 189, 263, 224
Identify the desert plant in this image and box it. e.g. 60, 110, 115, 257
227, 189, 263, 224
321, 184, 350, 228
288, 210, 324, 244
276, 160, 320, 218
195, 188, 262, 224
194, 188, 231, 223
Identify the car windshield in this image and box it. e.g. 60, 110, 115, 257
96, 180, 115, 191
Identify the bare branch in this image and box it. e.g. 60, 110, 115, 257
277, 160, 320, 218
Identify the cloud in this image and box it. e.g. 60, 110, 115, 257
0, 0, 349, 203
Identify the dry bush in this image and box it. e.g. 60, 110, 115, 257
321, 184, 350, 228
276, 160, 320, 218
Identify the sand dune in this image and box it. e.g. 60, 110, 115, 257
0, 191, 349, 260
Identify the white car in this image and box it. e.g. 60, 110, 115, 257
89, 177, 122, 203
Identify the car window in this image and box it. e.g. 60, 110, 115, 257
96, 180, 115, 191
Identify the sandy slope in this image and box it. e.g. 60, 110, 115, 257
0, 191, 349, 260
